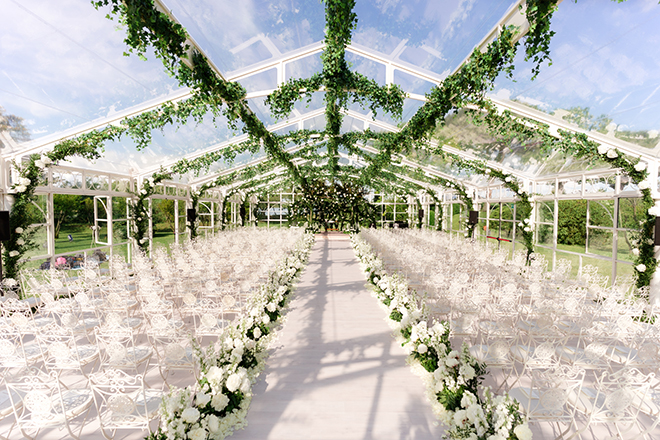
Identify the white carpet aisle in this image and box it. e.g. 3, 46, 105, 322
232, 235, 443, 440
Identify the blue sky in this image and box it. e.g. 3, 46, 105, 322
492, 0, 660, 133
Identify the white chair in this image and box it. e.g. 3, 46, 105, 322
509, 365, 586, 439
570, 367, 655, 439
36, 323, 99, 377
94, 325, 152, 377
6, 367, 93, 440
88, 368, 163, 440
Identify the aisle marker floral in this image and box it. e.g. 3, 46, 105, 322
147, 232, 315, 440
351, 233, 531, 440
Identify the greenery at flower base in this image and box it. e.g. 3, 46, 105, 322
146, 231, 314, 440
351, 233, 532, 440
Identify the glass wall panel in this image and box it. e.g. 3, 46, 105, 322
558, 178, 582, 196
589, 200, 615, 228
152, 199, 176, 250
557, 200, 587, 254
53, 170, 82, 189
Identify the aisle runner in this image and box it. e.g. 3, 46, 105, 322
232, 236, 443, 440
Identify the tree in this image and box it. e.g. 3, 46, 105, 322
560, 106, 612, 134
154, 199, 176, 233
53, 194, 84, 239
0, 106, 30, 147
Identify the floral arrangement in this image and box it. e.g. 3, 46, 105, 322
130, 171, 171, 253
351, 233, 532, 440
147, 232, 314, 440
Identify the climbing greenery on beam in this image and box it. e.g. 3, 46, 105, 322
4, 143, 103, 287
470, 103, 656, 290
131, 171, 171, 253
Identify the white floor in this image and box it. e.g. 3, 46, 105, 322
232, 235, 443, 440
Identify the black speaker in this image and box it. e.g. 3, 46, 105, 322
0, 211, 9, 242
187, 208, 196, 223
468, 210, 478, 225
655, 217, 660, 246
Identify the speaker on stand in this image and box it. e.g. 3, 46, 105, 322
0, 211, 10, 281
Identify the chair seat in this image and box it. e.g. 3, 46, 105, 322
99, 389, 163, 428
27, 388, 93, 427
108, 346, 152, 367
0, 389, 22, 418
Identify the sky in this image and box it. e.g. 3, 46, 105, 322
1, 0, 658, 173
491, 0, 660, 134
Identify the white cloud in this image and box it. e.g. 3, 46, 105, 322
443, 0, 476, 39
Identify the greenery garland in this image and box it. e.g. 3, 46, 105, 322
130, 171, 171, 253
4, 142, 103, 286
471, 103, 656, 289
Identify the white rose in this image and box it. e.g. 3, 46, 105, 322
15, 228, 23, 234
262, 315, 270, 325
211, 393, 229, 411
266, 303, 277, 312
196, 392, 211, 407
634, 161, 647, 172
20, 177, 30, 186
189, 427, 207, 440
14, 185, 27, 193
181, 407, 200, 424
9, 251, 19, 257
636, 264, 647, 273
417, 343, 428, 354
597, 144, 609, 155
41, 155, 52, 165
606, 149, 618, 159
638, 180, 650, 190
35, 160, 45, 168
16, 238, 24, 246
446, 357, 459, 367
514, 423, 533, 440
253, 327, 262, 339
632, 248, 640, 256
208, 414, 220, 433
649, 206, 660, 216
524, 226, 531, 232
226, 373, 243, 392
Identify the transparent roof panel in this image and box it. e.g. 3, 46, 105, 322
432, 110, 548, 178
491, 0, 660, 154
163, 0, 325, 75
351, 0, 518, 77
0, 0, 180, 144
